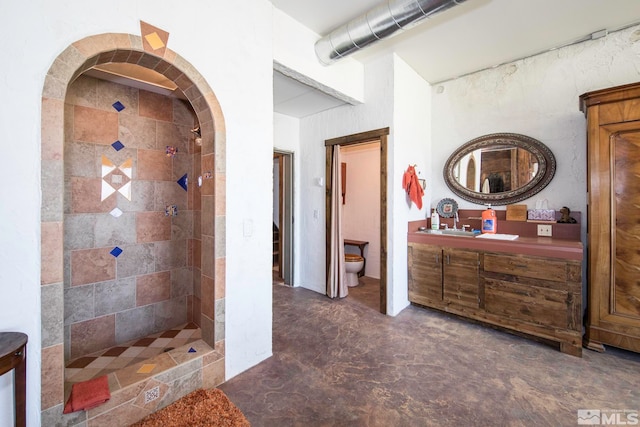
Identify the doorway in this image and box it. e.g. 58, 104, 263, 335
325, 127, 389, 314
273, 151, 294, 285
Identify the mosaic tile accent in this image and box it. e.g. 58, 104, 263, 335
112, 101, 125, 112
137, 364, 156, 374
102, 156, 133, 201
177, 173, 188, 192
188, 347, 196, 353
110, 246, 123, 257
165, 205, 178, 216
112, 140, 125, 151
110, 207, 123, 218
165, 146, 177, 157
140, 21, 169, 56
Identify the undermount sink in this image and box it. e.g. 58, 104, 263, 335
417, 229, 478, 237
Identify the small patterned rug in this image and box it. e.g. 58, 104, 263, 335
131, 388, 250, 427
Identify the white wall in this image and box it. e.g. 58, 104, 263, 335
431, 24, 640, 215
272, 8, 364, 104
0, 1, 275, 423
297, 54, 431, 315
298, 55, 394, 297
341, 143, 381, 279
389, 57, 432, 315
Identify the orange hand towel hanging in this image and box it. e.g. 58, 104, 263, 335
402, 165, 424, 209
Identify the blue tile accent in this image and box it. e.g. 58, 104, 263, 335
112, 101, 125, 112
177, 174, 188, 192
188, 347, 196, 353
110, 246, 123, 257
111, 140, 125, 151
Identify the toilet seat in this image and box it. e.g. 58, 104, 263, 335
345, 254, 364, 262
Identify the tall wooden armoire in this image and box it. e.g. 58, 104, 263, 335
580, 82, 640, 353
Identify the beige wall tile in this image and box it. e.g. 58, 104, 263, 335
191, 239, 201, 270
70, 315, 115, 359
118, 114, 157, 150
154, 240, 187, 271
200, 154, 214, 196
201, 275, 214, 319
215, 257, 225, 300
139, 89, 173, 122
201, 196, 214, 236
42, 97, 65, 161
202, 357, 225, 389
71, 247, 116, 286
136, 211, 171, 243
70, 177, 117, 213
74, 105, 118, 144
41, 344, 64, 410
192, 297, 201, 327
42, 221, 63, 285
137, 149, 172, 181
215, 173, 226, 216
136, 271, 171, 306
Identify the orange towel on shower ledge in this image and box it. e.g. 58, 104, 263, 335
402, 165, 424, 209
63, 375, 111, 414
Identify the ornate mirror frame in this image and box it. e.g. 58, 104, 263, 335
443, 133, 556, 206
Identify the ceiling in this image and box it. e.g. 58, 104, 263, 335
271, 0, 640, 117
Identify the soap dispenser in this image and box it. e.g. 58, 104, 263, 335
430, 208, 440, 230
481, 204, 497, 234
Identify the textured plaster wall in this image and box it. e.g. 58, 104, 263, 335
430, 24, 640, 215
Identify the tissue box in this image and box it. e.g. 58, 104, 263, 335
527, 209, 556, 222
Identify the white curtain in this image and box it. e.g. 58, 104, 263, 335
327, 145, 347, 298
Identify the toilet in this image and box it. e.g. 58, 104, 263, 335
345, 253, 364, 287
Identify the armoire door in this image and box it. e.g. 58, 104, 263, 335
587, 120, 640, 352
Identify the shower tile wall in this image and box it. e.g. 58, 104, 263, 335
64, 75, 201, 362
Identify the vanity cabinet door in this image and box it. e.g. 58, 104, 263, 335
482, 253, 581, 332
408, 242, 443, 305
443, 248, 479, 309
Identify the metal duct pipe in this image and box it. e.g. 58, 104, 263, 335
315, 0, 467, 65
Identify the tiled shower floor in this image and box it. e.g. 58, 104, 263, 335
65, 322, 202, 387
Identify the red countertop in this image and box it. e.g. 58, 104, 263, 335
408, 220, 583, 261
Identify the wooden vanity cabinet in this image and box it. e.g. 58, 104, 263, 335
580, 82, 640, 353
482, 253, 582, 356
408, 243, 443, 305
408, 243, 479, 310
408, 242, 582, 356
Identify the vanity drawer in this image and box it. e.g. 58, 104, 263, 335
483, 253, 567, 282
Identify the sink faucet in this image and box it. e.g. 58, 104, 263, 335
453, 211, 459, 230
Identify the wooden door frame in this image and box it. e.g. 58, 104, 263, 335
325, 127, 389, 314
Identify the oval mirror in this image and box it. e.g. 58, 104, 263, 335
443, 133, 556, 206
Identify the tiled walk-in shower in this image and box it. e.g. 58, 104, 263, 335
41, 32, 227, 426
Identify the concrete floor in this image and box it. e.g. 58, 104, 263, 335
220, 278, 640, 427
